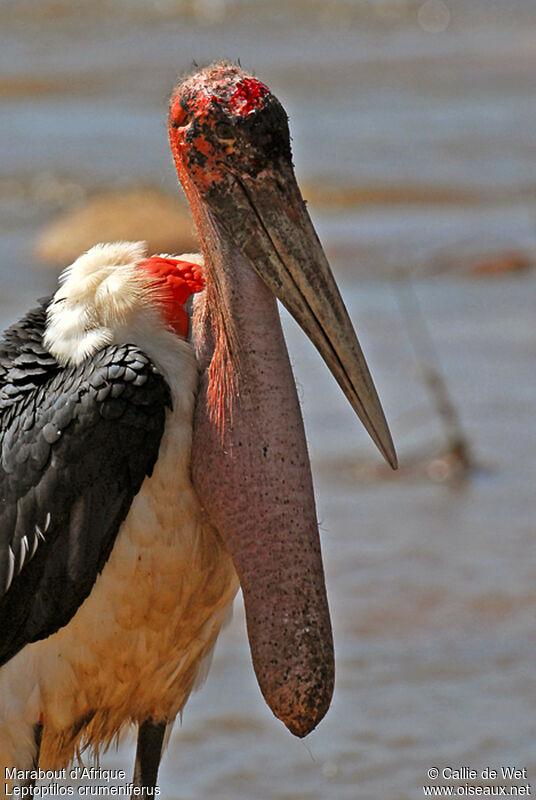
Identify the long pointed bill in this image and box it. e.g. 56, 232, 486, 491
204, 160, 397, 469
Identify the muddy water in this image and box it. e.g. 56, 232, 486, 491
1, 2, 535, 798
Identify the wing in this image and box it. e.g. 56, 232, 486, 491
0, 302, 171, 666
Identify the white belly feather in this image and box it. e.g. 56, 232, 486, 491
0, 336, 239, 773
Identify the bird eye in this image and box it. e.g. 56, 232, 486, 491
215, 122, 235, 141
170, 105, 189, 129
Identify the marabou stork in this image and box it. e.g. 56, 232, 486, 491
0, 63, 396, 796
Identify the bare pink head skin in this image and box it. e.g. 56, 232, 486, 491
169, 63, 396, 737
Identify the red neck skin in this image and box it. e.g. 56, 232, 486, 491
187, 193, 334, 737
138, 256, 204, 338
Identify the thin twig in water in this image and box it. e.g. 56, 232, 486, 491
393, 274, 474, 478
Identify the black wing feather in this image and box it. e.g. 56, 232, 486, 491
0, 303, 172, 666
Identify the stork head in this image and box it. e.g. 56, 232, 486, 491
169, 64, 396, 467
169, 64, 290, 194
44, 241, 204, 367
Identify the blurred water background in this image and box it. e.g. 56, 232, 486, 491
1, 1, 535, 798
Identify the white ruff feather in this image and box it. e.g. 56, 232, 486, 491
44, 241, 203, 373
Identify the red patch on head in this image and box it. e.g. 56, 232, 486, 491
138, 256, 204, 338
228, 77, 269, 116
